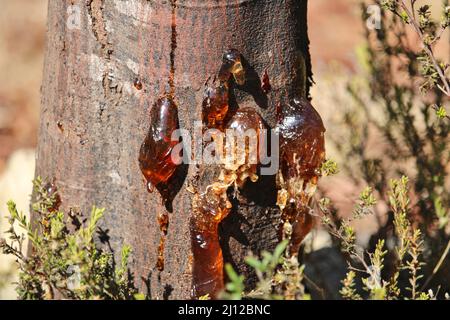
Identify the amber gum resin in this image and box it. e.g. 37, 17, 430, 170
218, 49, 245, 85
190, 184, 231, 299
191, 108, 266, 298
202, 78, 229, 130
139, 94, 180, 202
191, 50, 275, 298
134, 78, 143, 90
156, 210, 169, 270
222, 107, 266, 188
139, 94, 181, 271
276, 97, 325, 256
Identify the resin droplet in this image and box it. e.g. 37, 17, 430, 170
57, 121, 64, 132
276, 97, 325, 256
155, 210, 170, 271
219, 49, 245, 85
202, 77, 229, 130
139, 94, 181, 202
156, 236, 166, 271
222, 108, 266, 189
191, 182, 232, 299
191, 226, 225, 298
261, 69, 271, 94
158, 211, 169, 235
134, 78, 143, 90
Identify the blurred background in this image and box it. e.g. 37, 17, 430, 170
0, 0, 47, 299
0, 0, 448, 299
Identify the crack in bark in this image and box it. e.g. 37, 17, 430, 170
86, 0, 122, 106
87, 0, 112, 59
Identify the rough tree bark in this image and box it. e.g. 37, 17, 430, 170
35, 0, 312, 299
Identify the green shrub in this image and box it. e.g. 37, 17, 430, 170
0, 177, 144, 300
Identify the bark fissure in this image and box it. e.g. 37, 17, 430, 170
168, 0, 177, 96
86, 0, 112, 59
86, 0, 122, 106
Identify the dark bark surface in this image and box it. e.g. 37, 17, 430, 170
36, 0, 311, 299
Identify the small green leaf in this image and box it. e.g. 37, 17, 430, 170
436, 106, 447, 119
133, 293, 146, 300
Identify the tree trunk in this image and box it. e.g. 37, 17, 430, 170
35, 0, 312, 299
